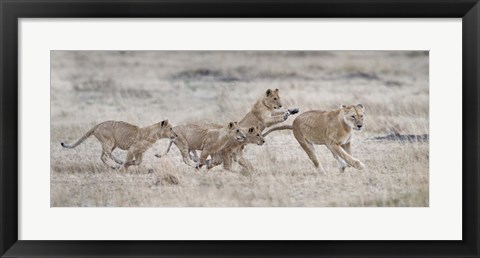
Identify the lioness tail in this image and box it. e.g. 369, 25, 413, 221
61, 126, 96, 149
262, 125, 293, 137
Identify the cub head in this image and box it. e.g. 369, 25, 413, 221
340, 104, 365, 131
244, 125, 265, 146
263, 88, 282, 110
227, 121, 245, 142
158, 119, 178, 139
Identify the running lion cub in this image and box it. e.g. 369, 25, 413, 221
61, 120, 177, 170
156, 122, 246, 169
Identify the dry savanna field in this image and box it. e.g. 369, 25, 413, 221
51, 51, 429, 207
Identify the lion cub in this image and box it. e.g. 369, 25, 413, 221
61, 120, 177, 170
263, 104, 365, 173
207, 125, 265, 171
158, 122, 245, 169
238, 88, 299, 132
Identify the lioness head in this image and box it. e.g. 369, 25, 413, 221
244, 125, 265, 146
158, 120, 178, 139
227, 121, 246, 142
341, 104, 365, 131
263, 88, 282, 110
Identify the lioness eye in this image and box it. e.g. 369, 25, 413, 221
257, 134, 260, 136
236, 129, 240, 132
274, 98, 277, 100
351, 116, 355, 119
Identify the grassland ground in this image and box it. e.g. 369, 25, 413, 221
51, 51, 429, 207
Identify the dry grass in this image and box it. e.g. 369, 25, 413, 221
51, 51, 429, 207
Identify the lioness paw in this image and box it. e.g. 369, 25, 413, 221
288, 107, 299, 115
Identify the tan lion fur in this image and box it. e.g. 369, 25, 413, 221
207, 125, 265, 171
61, 120, 177, 170
238, 88, 291, 132
263, 104, 366, 173
157, 122, 245, 169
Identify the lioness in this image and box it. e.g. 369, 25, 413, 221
157, 122, 245, 169
263, 104, 365, 173
61, 120, 177, 170
206, 125, 265, 171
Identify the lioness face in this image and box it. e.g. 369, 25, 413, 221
159, 120, 178, 139
228, 122, 246, 142
342, 104, 365, 131
264, 88, 282, 109
245, 126, 265, 146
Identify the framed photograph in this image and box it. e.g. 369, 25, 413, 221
1, 0, 478, 257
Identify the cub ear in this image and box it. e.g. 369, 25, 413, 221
256, 122, 263, 130
275, 88, 279, 92
266, 89, 272, 96
161, 119, 169, 127
248, 127, 254, 134
228, 122, 237, 129
339, 104, 347, 108
357, 103, 364, 109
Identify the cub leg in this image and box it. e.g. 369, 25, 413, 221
263, 114, 289, 127
328, 144, 364, 170
100, 142, 121, 169
134, 152, 143, 166
222, 151, 234, 171
109, 146, 123, 165
174, 137, 197, 168
123, 151, 135, 170
207, 152, 223, 170
189, 150, 199, 162
197, 151, 209, 169
237, 156, 254, 171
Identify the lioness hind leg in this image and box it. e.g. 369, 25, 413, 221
293, 131, 325, 173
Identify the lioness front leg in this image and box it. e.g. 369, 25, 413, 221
328, 144, 364, 170
326, 145, 348, 173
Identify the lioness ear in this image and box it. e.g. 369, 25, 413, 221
357, 104, 364, 109
266, 89, 272, 96
161, 119, 169, 127
339, 104, 347, 108
248, 127, 254, 134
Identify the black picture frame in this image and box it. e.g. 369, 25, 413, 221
1, 0, 479, 257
